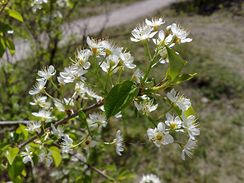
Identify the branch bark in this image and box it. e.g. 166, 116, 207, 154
0, 121, 29, 125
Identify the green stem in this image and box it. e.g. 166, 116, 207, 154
43, 90, 55, 100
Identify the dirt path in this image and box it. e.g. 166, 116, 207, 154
3, 0, 175, 62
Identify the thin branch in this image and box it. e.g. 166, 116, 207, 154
72, 152, 115, 182
0, 121, 30, 125
18, 100, 104, 149
0, 0, 9, 15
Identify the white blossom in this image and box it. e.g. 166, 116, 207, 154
26, 121, 41, 133
51, 123, 64, 137
115, 130, 124, 156
83, 136, 97, 150
147, 122, 174, 147
30, 95, 51, 109
120, 52, 136, 69
85, 87, 103, 101
159, 48, 169, 64
100, 54, 120, 73
58, 65, 87, 84
54, 98, 74, 112
57, 0, 67, 7
165, 113, 182, 131
167, 89, 191, 111
39, 150, 53, 167
31, 0, 48, 12
166, 89, 178, 103
134, 95, 158, 115
86, 37, 103, 55
182, 114, 200, 140
181, 139, 197, 160
133, 69, 144, 83
87, 113, 107, 129
153, 30, 174, 47
32, 110, 53, 121
131, 25, 157, 42
73, 49, 91, 69
145, 17, 165, 30
177, 97, 191, 111
167, 23, 192, 44
21, 146, 33, 165
37, 65, 56, 82
139, 174, 161, 183
30, 95, 47, 106
29, 80, 46, 95
74, 82, 102, 101
100, 40, 123, 57
61, 134, 73, 153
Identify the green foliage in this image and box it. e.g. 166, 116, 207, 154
104, 80, 138, 118
5, 147, 19, 165
7, 156, 25, 182
49, 146, 62, 167
0, 22, 15, 57
6, 8, 23, 22
166, 46, 187, 82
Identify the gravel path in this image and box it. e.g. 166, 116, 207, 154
3, 0, 175, 62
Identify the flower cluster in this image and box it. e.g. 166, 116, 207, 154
131, 18, 192, 64
145, 89, 200, 160
24, 34, 139, 167
19, 17, 199, 181
130, 18, 199, 160
31, 0, 68, 13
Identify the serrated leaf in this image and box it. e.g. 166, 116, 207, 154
166, 46, 187, 81
104, 80, 138, 118
49, 146, 62, 167
6, 8, 23, 22
5, 147, 19, 165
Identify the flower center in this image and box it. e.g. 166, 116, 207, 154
155, 133, 163, 141
92, 47, 98, 55
170, 122, 177, 129
105, 49, 112, 56
85, 139, 90, 145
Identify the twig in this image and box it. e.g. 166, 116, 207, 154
72, 152, 115, 182
0, 0, 9, 15
18, 100, 104, 149
0, 121, 30, 125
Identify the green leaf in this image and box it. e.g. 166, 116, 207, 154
176, 73, 197, 84
16, 124, 29, 140
5, 147, 19, 165
6, 8, 23, 22
49, 146, 62, 167
0, 22, 12, 33
0, 37, 6, 57
5, 38, 15, 55
78, 111, 87, 128
184, 106, 196, 117
8, 156, 24, 181
104, 80, 138, 118
166, 46, 187, 81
